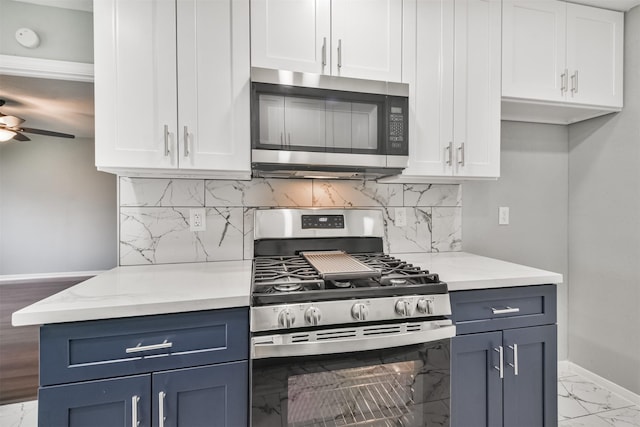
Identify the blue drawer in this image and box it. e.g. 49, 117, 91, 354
450, 285, 556, 335
40, 307, 248, 386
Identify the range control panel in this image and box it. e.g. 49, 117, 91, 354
301, 214, 345, 229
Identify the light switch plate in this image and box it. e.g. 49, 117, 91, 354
499, 207, 509, 225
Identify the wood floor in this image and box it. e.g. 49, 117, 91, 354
0, 278, 91, 405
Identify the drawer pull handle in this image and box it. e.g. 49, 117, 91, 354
491, 306, 520, 315
126, 339, 173, 354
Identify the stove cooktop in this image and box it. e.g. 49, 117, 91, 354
251, 252, 447, 305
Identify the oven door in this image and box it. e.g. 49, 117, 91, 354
251, 321, 453, 427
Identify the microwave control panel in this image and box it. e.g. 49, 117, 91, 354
387, 97, 408, 155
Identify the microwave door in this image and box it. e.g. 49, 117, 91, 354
284, 97, 326, 149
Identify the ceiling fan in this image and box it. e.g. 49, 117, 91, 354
0, 99, 75, 142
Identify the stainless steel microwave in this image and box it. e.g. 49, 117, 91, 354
250, 67, 409, 179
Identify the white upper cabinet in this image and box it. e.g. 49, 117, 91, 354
94, 0, 251, 178
250, 0, 403, 82
391, 0, 501, 181
502, 0, 623, 124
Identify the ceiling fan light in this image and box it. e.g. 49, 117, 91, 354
0, 128, 17, 142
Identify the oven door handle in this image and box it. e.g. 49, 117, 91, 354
251, 321, 456, 359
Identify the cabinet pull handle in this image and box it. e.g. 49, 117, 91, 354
158, 391, 166, 427
131, 395, 140, 426
337, 39, 342, 69
322, 37, 327, 68
561, 69, 568, 94
446, 142, 453, 165
125, 339, 173, 354
458, 142, 465, 166
163, 124, 170, 157
491, 306, 520, 315
183, 126, 189, 157
571, 70, 579, 94
508, 344, 519, 376
493, 346, 504, 379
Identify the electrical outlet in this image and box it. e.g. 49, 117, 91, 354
395, 207, 407, 227
190, 208, 206, 231
499, 207, 509, 225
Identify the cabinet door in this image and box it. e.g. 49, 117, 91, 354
502, 0, 566, 102
331, 0, 403, 82
251, 0, 331, 74
38, 375, 151, 427
152, 361, 248, 427
503, 325, 557, 427
94, 0, 177, 170
450, 332, 503, 427
176, 0, 250, 174
401, 0, 455, 177
453, 0, 501, 178
566, 3, 624, 108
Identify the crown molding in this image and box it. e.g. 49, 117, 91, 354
0, 55, 94, 82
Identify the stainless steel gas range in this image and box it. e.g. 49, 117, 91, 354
250, 208, 455, 427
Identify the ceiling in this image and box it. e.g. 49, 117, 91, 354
0, 74, 94, 141
568, 0, 640, 11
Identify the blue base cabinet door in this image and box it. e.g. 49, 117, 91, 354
38, 375, 151, 427
152, 361, 248, 427
503, 325, 557, 427
451, 332, 503, 427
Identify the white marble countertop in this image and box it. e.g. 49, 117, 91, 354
395, 252, 563, 291
11, 260, 253, 326
11, 252, 562, 327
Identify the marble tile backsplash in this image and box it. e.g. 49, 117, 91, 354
119, 177, 462, 266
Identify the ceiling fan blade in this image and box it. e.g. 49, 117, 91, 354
0, 114, 25, 127
18, 127, 75, 139
12, 132, 31, 142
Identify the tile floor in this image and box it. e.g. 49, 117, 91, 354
1, 370, 638, 426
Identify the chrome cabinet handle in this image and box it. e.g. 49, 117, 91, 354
321, 37, 327, 68
183, 126, 189, 157
561, 69, 568, 94
491, 306, 520, 315
458, 142, 465, 166
131, 395, 140, 427
493, 346, 504, 379
446, 142, 453, 165
571, 70, 579, 94
508, 344, 519, 376
158, 391, 166, 427
163, 124, 170, 156
337, 39, 342, 69
125, 339, 173, 354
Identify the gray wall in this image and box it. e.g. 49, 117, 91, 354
567, 6, 640, 395
0, 0, 93, 63
463, 121, 569, 360
0, 136, 117, 274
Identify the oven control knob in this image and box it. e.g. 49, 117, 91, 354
351, 303, 369, 321
395, 300, 414, 317
417, 298, 435, 314
278, 308, 296, 328
305, 307, 322, 326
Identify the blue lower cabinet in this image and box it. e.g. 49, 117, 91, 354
450, 286, 558, 427
152, 361, 248, 427
38, 375, 151, 427
503, 325, 557, 427
451, 332, 503, 427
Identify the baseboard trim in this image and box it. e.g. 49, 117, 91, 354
559, 360, 640, 406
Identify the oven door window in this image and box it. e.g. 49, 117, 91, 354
252, 339, 450, 427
